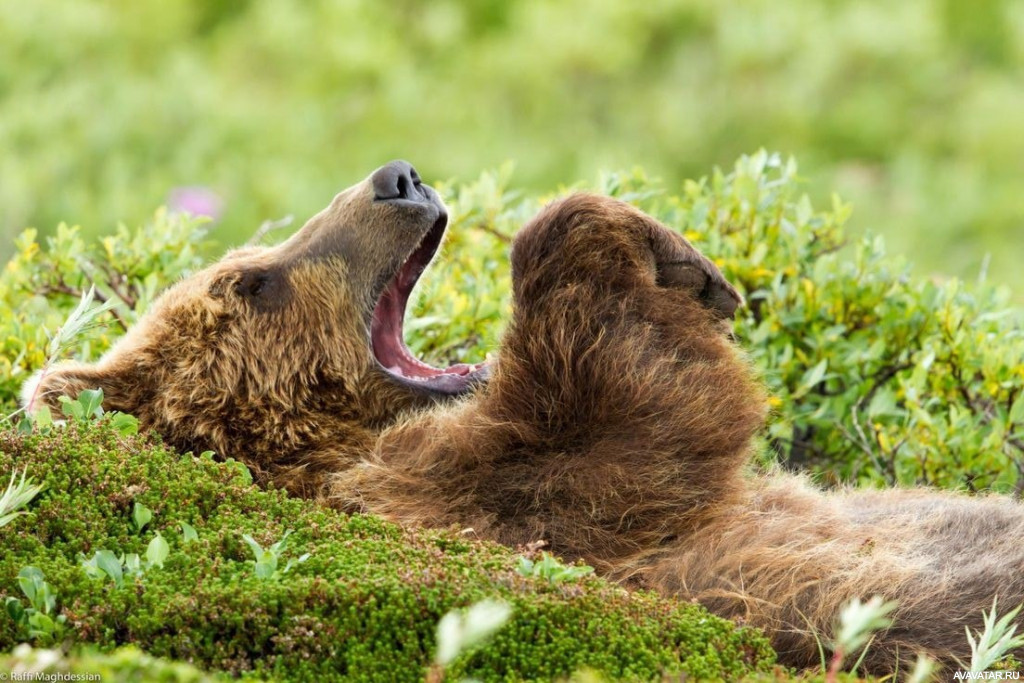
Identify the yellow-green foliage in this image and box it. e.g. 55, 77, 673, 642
0, 210, 210, 411
0, 420, 773, 681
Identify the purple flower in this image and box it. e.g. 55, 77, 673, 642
168, 186, 224, 221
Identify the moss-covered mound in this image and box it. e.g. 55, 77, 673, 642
0, 419, 774, 682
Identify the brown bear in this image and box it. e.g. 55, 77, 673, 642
24, 161, 1024, 673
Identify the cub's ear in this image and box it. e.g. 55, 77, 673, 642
21, 360, 137, 415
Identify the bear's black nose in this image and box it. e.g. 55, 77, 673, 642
372, 160, 425, 202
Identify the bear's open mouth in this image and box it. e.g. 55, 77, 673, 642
370, 215, 490, 395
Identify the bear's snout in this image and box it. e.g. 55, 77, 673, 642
372, 160, 431, 205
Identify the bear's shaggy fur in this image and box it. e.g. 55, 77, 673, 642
26, 163, 1024, 673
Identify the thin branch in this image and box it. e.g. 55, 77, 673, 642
40, 281, 128, 330
246, 215, 294, 247
1004, 436, 1024, 499
95, 263, 138, 310
861, 363, 913, 409
473, 221, 512, 244
835, 413, 879, 465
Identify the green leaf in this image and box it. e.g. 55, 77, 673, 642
79, 554, 104, 580
792, 359, 828, 399
254, 560, 276, 581
515, 557, 534, 577
5, 597, 25, 626
282, 553, 311, 575
180, 521, 198, 544
33, 406, 53, 430
95, 550, 124, 587
0, 469, 45, 529
77, 388, 105, 419
17, 566, 44, 605
268, 529, 293, 555
241, 534, 264, 559
16, 415, 33, 435
146, 534, 169, 569
109, 412, 139, 435
226, 459, 253, 485
132, 501, 152, 533
868, 389, 898, 418
1009, 393, 1024, 425
27, 611, 56, 637
58, 395, 84, 420
435, 600, 513, 666
257, 550, 277, 571
35, 582, 56, 615
124, 553, 141, 575
515, 552, 593, 583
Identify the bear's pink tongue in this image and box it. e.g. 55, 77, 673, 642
369, 212, 489, 393
371, 271, 482, 380
372, 281, 434, 379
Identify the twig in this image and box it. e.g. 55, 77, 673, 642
246, 215, 294, 247
835, 414, 880, 469
40, 280, 128, 330
95, 263, 138, 310
473, 221, 512, 244
1005, 437, 1024, 498
860, 363, 913, 409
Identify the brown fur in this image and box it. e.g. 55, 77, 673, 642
26, 166, 1024, 673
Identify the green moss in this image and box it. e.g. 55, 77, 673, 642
0, 419, 774, 682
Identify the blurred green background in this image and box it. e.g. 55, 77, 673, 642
1, 0, 1022, 286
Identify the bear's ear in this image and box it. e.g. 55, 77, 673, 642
208, 266, 290, 313
21, 360, 138, 416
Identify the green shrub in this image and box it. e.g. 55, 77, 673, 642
0, 420, 774, 682
676, 152, 1024, 492
0, 209, 209, 414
